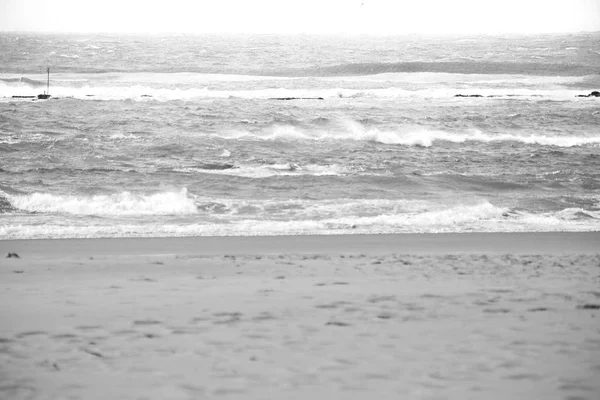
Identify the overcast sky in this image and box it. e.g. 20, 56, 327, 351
1, 0, 599, 35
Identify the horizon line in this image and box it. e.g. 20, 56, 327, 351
2, 29, 600, 37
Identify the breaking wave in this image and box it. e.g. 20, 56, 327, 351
1, 82, 590, 101
6, 189, 197, 216
1, 71, 594, 101
2, 200, 599, 239
218, 124, 600, 147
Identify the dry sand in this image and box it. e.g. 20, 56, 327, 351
1, 233, 599, 400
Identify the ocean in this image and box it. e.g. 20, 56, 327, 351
1, 32, 599, 239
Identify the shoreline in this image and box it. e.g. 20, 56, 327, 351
1, 231, 599, 257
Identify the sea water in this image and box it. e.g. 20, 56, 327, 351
0, 33, 599, 239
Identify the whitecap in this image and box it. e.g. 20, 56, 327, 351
7, 188, 197, 216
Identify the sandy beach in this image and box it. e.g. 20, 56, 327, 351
1, 232, 599, 400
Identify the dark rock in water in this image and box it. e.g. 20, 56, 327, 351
141, 95, 153, 98
6, 253, 20, 259
576, 91, 600, 98
455, 94, 537, 98
269, 97, 324, 100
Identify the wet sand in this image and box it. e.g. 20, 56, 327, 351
1, 233, 599, 399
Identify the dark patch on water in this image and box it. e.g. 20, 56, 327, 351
195, 162, 237, 170
196, 202, 228, 213
15, 331, 47, 338
0, 195, 15, 213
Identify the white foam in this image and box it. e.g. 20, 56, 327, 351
311, 201, 508, 232
107, 132, 143, 140
217, 123, 600, 148
2, 200, 599, 240
0, 78, 588, 101
7, 188, 197, 216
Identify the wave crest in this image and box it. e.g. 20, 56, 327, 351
7, 189, 197, 216
219, 123, 600, 147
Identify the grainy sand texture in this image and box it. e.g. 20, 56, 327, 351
1, 233, 599, 400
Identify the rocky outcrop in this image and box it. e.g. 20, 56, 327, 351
576, 91, 600, 98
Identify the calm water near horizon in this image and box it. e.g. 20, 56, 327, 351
1, 32, 599, 239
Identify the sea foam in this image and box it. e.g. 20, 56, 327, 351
7, 189, 197, 216
0, 79, 589, 102
219, 123, 600, 147
2, 201, 599, 240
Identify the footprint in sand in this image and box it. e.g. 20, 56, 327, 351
251, 312, 276, 322
111, 329, 138, 335
325, 321, 351, 327
368, 295, 396, 303
15, 331, 48, 339
51, 333, 78, 340
527, 307, 550, 312
132, 319, 162, 326
75, 325, 103, 331
483, 308, 511, 314
577, 304, 600, 310
316, 301, 352, 309
213, 312, 243, 324
129, 277, 156, 282
190, 316, 210, 324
